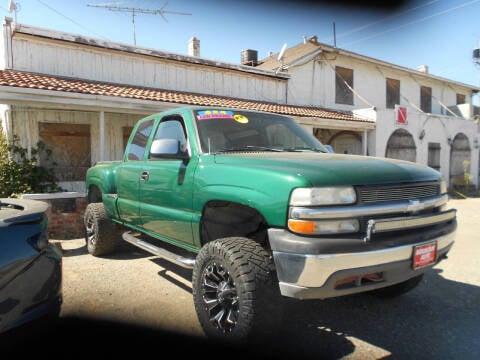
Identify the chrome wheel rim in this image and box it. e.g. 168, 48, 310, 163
85, 214, 96, 247
202, 262, 239, 334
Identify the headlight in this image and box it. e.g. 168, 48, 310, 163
290, 186, 356, 206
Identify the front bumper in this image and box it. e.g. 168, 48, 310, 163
268, 221, 456, 300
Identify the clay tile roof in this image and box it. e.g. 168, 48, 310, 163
0, 70, 372, 123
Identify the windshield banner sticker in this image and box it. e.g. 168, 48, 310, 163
196, 110, 234, 120
196, 110, 249, 124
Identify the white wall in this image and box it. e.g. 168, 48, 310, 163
10, 33, 287, 104
285, 52, 475, 117
374, 108, 479, 187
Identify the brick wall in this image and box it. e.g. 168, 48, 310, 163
45, 197, 87, 239
21, 193, 87, 239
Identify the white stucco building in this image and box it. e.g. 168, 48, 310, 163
256, 35, 480, 188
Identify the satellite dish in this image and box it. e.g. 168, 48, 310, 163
277, 43, 287, 62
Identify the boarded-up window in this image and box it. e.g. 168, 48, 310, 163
450, 133, 471, 181
420, 86, 432, 113
428, 142, 441, 171
456, 94, 466, 105
386, 78, 400, 109
335, 66, 353, 105
38, 123, 91, 181
385, 129, 416, 163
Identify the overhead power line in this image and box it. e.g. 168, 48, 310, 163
87, 2, 192, 45
343, 0, 480, 47
322, 0, 440, 45
35, 0, 109, 40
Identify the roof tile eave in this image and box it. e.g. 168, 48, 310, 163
0, 69, 371, 123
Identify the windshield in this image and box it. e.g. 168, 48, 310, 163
194, 109, 328, 154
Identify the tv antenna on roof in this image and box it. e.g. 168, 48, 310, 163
87, 1, 191, 45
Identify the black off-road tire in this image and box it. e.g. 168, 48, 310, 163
192, 237, 282, 342
370, 274, 424, 298
84, 202, 118, 256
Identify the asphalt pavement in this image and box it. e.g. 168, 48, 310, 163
4, 198, 479, 358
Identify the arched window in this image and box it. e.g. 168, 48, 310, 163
449, 133, 471, 186
385, 129, 416, 162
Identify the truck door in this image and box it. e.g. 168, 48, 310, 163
139, 115, 196, 246
116, 118, 155, 226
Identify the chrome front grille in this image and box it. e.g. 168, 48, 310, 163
357, 183, 440, 204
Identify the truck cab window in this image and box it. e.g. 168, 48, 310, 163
127, 119, 154, 161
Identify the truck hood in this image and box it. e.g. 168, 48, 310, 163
213, 152, 441, 186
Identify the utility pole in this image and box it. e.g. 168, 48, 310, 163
87, 2, 191, 45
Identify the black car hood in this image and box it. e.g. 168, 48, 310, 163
0, 198, 49, 227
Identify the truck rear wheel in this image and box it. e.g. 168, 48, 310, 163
84, 202, 117, 256
192, 237, 282, 342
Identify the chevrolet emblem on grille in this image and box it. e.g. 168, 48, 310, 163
407, 199, 425, 213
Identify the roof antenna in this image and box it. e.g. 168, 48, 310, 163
87, 2, 191, 45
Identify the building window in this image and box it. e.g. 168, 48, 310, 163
386, 78, 400, 109
335, 66, 354, 105
456, 94, 466, 105
420, 86, 432, 113
428, 142, 441, 171
38, 123, 91, 181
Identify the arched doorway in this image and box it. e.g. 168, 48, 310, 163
385, 129, 416, 162
449, 133, 471, 186
328, 131, 362, 155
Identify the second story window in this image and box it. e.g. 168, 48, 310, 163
420, 86, 432, 113
386, 78, 400, 109
456, 93, 466, 105
335, 66, 354, 105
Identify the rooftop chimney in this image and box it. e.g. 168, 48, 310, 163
188, 36, 200, 57
241, 49, 258, 66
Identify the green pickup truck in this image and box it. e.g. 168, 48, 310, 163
84, 106, 456, 341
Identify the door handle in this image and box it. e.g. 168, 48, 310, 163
140, 171, 150, 181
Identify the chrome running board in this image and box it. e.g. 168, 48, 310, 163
122, 231, 196, 269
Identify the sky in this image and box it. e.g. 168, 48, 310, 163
1, 0, 479, 92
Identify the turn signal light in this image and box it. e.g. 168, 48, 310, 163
288, 219, 315, 234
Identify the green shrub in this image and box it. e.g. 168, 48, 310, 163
0, 129, 63, 197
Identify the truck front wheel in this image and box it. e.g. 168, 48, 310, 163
192, 237, 281, 342
84, 202, 117, 256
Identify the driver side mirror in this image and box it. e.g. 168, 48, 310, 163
150, 139, 189, 160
